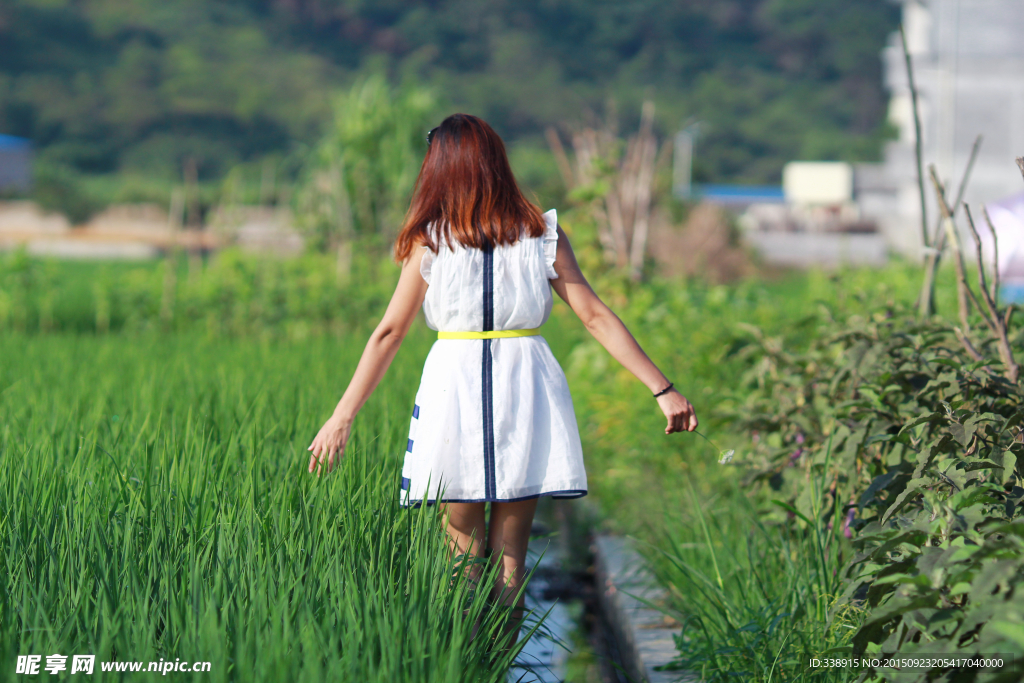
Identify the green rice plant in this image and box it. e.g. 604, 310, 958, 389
645, 442, 859, 683
0, 333, 543, 682
0, 248, 398, 337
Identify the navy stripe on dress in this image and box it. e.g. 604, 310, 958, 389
400, 489, 588, 508
481, 242, 497, 500
482, 338, 496, 499
482, 242, 494, 332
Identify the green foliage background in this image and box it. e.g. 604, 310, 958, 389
0, 0, 898, 203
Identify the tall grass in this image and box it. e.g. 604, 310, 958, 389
0, 332, 538, 682
646, 443, 858, 682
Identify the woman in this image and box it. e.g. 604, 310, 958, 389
307, 113, 697, 646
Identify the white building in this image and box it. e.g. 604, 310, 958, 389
868, 0, 1024, 256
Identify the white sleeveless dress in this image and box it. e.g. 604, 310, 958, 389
399, 209, 588, 506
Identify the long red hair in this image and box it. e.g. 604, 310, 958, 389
394, 113, 546, 261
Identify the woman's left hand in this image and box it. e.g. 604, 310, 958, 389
307, 414, 352, 476
657, 390, 698, 435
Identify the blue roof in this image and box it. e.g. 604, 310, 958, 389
695, 184, 785, 203
0, 134, 31, 150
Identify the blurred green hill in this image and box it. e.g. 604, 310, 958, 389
0, 0, 898, 192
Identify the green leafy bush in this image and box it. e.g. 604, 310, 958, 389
729, 304, 1024, 680
30, 164, 103, 225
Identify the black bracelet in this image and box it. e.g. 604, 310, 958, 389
653, 382, 674, 398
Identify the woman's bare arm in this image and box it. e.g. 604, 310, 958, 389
308, 247, 429, 475
549, 226, 698, 434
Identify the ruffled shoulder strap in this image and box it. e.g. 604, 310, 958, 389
542, 209, 559, 280
419, 245, 435, 285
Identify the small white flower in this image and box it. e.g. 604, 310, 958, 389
718, 450, 735, 464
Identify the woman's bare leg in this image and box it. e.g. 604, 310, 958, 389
486, 498, 538, 650
439, 502, 487, 638
439, 501, 487, 577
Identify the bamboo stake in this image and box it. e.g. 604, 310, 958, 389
918, 135, 983, 318
183, 157, 202, 280
628, 101, 657, 281
161, 188, 184, 325
964, 207, 996, 322
901, 24, 929, 252
964, 204, 1019, 383
545, 127, 575, 190
605, 186, 628, 267
954, 327, 985, 362
929, 167, 971, 330
953, 136, 983, 211
571, 130, 615, 260
982, 206, 1000, 307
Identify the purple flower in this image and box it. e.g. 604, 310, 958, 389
788, 448, 803, 466
843, 508, 855, 539
796, 433, 805, 445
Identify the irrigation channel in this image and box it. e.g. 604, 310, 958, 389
509, 500, 630, 683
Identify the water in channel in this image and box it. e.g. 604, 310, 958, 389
508, 500, 628, 683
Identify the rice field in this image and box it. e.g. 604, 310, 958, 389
1, 251, 970, 682
0, 330, 541, 682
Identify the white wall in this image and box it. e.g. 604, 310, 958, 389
874, 0, 1024, 258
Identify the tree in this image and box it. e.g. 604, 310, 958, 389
296, 75, 435, 270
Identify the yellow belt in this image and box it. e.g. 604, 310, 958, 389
437, 328, 541, 340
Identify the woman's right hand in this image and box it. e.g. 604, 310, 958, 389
657, 389, 698, 434
307, 414, 352, 476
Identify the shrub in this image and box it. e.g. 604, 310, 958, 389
729, 303, 1024, 680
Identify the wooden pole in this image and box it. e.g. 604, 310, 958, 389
928, 166, 970, 331
918, 135, 982, 317
900, 24, 929, 253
